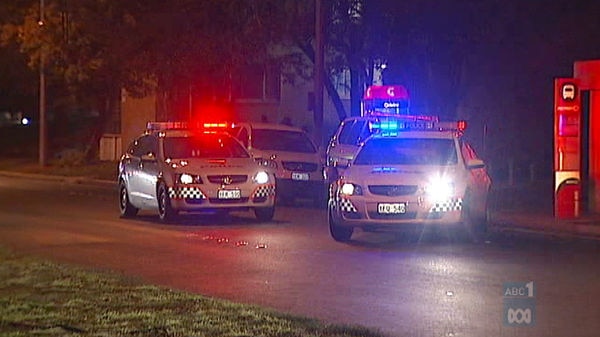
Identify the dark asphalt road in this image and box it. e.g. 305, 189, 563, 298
1, 176, 599, 337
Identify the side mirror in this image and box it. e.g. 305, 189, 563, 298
466, 158, 485, 170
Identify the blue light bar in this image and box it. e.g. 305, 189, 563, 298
368, 116, 464, 136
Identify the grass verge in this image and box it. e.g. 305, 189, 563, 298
0, 158, 117, 181
0, 248, 385, 337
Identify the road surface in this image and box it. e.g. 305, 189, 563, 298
0, 176, 599, 337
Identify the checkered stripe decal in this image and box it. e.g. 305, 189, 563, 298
169, 187, 206, 199
337, 197, 358, 213
429, 197, 462, 212
253, 184, 275, 198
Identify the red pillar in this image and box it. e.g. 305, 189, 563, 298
574, 60, 600, 213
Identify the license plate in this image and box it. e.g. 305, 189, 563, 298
291, 172, 309, 181
377, 203, 406, 214
218, 189, 241, 199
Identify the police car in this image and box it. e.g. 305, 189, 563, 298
327, 117, 491, 242
326, 114, 438, 169
230, 122, 326, 206
118, 122, 276, 222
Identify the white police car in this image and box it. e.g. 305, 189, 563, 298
326, 114, 437, 171
118, 122, 276, 222
231, 122, 326, 206
327, 118, 491, 242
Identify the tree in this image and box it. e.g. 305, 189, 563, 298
1, 0, 289, 158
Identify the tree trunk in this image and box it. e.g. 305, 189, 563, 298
83, 85, 119, 162
296, 40, 347, 122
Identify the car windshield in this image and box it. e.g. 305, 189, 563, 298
252, 129, 317, 153
354, 137, 457, 166
163, 134, 250, 159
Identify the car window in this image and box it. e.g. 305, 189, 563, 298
338, 120, 370, 146
354, 138, 458, 166
163, 134, 250, 159
237, 127, 249, 148
356, 121, 371, 144
130, 135, 156, 157
230, 126, 241, 137
337, 120, 355, 145
251, 129, 316, 153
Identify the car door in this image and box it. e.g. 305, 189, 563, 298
135, 135, 161, 208
328, 118, 370, 166
461, 141, 491, 213
121, 137, 145, 206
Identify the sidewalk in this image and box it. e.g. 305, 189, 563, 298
490, 210, 600, 240
489, 182, 600, 240
0, 170, 116, 188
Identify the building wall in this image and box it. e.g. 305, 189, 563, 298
109, 73, 350, 159
120, 90, 157, 155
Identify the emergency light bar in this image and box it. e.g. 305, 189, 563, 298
146, 121, 232, 131
146, 121, 189, 131
370, 116, 467, 136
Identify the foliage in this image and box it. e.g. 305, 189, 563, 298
0, 0, 407, 133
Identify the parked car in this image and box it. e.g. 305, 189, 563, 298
231, 122, 326, 207
118, 122, 276, 222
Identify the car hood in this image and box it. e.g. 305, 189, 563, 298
342, 164, 464, 186
249, 149, 321, 164
168, 157, 263, 174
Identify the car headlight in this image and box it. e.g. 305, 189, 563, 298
340, 182, 362, 196
177, 173, 202, 184
253, 171, 270, 184
424, 176, 454, 200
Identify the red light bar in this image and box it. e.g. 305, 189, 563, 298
208, 159, 226, 165
203, 122, 229, 128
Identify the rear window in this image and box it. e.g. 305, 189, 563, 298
354, 138, 458, 166
252, 129, 316, 153
163, 134, 250, 159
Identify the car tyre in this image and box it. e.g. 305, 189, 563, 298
119, 180, 138, 217
254, 206, 275, 222
158, 182, 178, 222
328, 206, 353, 242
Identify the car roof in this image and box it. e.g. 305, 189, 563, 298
369, 130, 458, 140
235, 122, 307, 133
146, 128, 232, 138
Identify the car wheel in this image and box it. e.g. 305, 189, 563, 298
254, 206, 275, 222
157, 183, 178, 222
328, 205, 353, 242
119, 180, 138, 217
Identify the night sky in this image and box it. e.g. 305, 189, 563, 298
377, 0, 600, 181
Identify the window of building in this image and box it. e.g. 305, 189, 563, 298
233, 64, 281, 102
